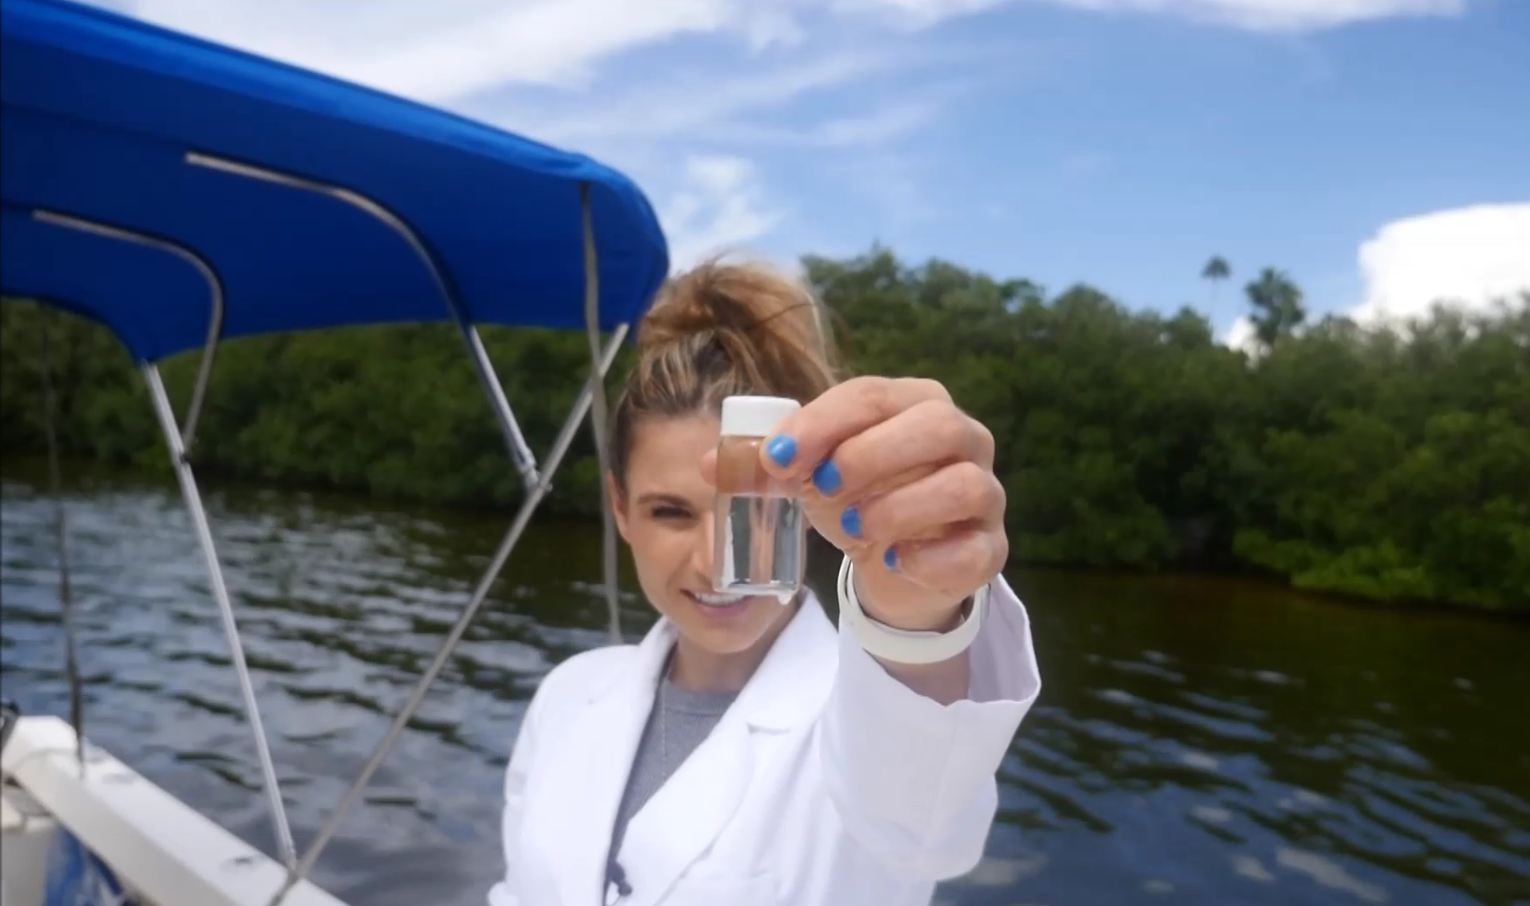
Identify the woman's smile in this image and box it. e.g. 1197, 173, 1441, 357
682, 589, 760, 619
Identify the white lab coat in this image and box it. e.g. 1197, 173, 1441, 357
486, 575, 1041, 906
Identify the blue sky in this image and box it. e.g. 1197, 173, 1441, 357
97, 0, 1530, 341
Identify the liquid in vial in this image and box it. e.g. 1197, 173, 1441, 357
713, 396, 805, 603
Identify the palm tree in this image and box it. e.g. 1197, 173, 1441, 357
1244, 266, 1306, 348
1201, 256, 1231, 321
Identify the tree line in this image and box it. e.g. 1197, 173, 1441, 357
2, 247, 1526, 610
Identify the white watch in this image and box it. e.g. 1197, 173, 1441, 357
837, 554, 989, 665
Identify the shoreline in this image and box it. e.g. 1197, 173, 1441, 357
4, 450, 1523, 620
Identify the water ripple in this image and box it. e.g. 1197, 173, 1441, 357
3, 469, 1528, 906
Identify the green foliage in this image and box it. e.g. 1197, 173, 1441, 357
1245, 266, 1307, 348
1230, 300, 1530, 609
3, 252, 1527, 610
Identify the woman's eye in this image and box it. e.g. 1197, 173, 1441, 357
651, 505, 691, 521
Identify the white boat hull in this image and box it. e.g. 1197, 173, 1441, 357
1, 716, 349, 906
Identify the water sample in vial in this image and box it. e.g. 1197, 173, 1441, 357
713, 395, 805, 604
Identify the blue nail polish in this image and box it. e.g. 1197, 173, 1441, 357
883, 546, 898, 570
840, 506, 862, 538
812, 459, 842, 495
765, 434, 796, 466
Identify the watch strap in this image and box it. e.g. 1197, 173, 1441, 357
837, 554, 988, 665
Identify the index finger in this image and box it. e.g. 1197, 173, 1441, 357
760, 376, 951, 479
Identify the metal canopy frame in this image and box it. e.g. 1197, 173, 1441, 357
25, 152, 632, 905
184, 151, 543, 490
28, 208, 294, 867
30, 209, 226, 456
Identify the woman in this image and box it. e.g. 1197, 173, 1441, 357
487, 260, 1041, 906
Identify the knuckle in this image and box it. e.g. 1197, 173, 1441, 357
860, 496, 903, 540
856, 378, 894, 416
857, 502, 890, 540
952, 536, 989, 579
989, 531, 1010, 573
989, 473, 1008, 514
847, 373, 886, 396
950, 461, 991, 512
931, 404, 969, 453
906, 377, 951, 402
971, 418, 996, 464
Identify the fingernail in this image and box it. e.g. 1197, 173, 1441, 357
883, 546, 898, 570
840, 506, 862, 538
765, 434, 796, 466
811, 459, 842, 495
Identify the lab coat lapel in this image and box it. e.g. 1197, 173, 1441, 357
614, 594, 838, 906
615, 700, 752, 906
547, 625, 672, 906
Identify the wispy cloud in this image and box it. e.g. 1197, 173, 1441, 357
83, 0, 1495, 289
707, 91, 953, 147
841, 152, 944, 227
1115, 0, 1467, 32
85, 0, 965, 265
501, 52, 897, 145
98, 0, 1471, 110
663, 156, 787, 268
111, 0, 752, 99
836, 0, 1467, 32
830, 0, 1013, 28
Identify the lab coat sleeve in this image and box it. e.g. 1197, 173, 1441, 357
486, 681, 545, 906
820, 574, 1041, 880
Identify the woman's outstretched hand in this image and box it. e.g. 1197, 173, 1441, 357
759, 376, 1008, 633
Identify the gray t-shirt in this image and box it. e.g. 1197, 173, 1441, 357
605, 674, 737, 891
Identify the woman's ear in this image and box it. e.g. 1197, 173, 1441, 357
606, 471, 631, 541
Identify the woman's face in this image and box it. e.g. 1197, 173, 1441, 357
610, 414, 796, 661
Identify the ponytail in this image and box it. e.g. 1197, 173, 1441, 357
610, 257, 842, 490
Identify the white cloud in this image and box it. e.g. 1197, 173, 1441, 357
104, 0, 742, 98
515, 52, 893, 145
96, 0, 1459, 120
1221, 315, 1262, 354
1079, 0, 1464, 31
88, 0, 1488, 292
94, 0, 1471, 115
662, 156, 785, 269
840, 152, 942, 226
88, 0, 911, 262
839, 0, 1465, 31
706, 94, 948, 147
1352, 203, 1530, 326
832, 0, 1013, 27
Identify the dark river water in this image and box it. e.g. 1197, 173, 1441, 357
2, 460, 1527, 906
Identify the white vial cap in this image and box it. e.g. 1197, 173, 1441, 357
720, 395, 800, 438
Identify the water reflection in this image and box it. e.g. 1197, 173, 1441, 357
2, 463, 1527, 906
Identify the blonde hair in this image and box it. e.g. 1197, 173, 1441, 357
610, 258, 843, 489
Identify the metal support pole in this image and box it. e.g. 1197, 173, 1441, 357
35, 304, 85, 776
184, 152, 541, 489
579, 184, 622, 645
265, 323, 630, 906
143, 364, 297, 868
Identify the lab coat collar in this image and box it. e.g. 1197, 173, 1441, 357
558, 588, 838, 906
586, 587, 838, 730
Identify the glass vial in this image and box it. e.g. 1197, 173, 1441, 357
713, 395, 805, 603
